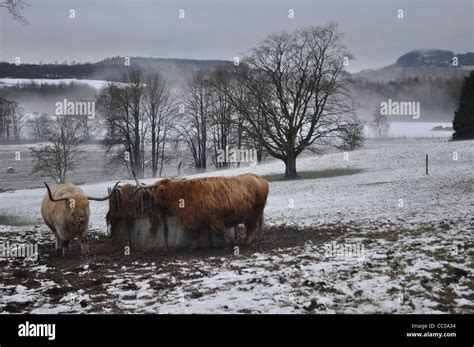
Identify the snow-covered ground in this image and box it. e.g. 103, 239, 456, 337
0, 138, 473, 313
368, 122, 453, 138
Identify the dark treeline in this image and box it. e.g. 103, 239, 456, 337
0, 62, 98, 79
0, 57, 227, 83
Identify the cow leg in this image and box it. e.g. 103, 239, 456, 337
61, 240, 70, 256
48, 225, 60, 250
55, 237, 64, 256
244, 221, 258, 245
211, 221, 230, 247
80, 235, 90, 255
191, 231, 200, 250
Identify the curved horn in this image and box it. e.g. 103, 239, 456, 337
136, 182, 158, 190
44, 182, 70, 202
132, 170, 140, 186
87, 182, 120, 201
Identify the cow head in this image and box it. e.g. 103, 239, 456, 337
44, 182, 119, 231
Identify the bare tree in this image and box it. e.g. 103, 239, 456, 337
336, 119, 366, 151
11, 104, 25, 140
182, 71, 212, 169
0, 0, 28, 23
29, 113, 52, 141
208, 66, 234, 168
0, 97, 25, 140
144, 72, 177, 177
74, 115, 93, 141
157, 112, 177, 177
371, 105, 390, 138
225, 23, 357, 177
100, 68, 147, 178
30, 117, 83, 183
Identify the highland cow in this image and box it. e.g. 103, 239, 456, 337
137, 173, 269, 248
42, 182, 118, 255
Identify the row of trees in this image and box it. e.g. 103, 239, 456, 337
0, 97, 25, 140
99, 23, 362, 178
29, 23, 364, 181
99, 69, 177, 178
0, 105, 94, 142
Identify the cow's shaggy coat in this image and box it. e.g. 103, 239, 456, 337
42, 182, 118, 255
41, 184, 91, 255
141, 173, 269, 247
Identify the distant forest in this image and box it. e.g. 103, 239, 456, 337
0, 62, 99, 79
0, 57, 227, 83
352, 76, 464, 120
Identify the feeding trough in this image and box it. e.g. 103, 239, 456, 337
106, 184, 237, 250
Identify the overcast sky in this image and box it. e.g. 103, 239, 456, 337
0, 0, 472, 71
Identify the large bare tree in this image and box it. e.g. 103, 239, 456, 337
226, 23, 358, 177
30, 117, 83, 183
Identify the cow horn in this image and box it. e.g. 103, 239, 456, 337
132, 170, 140, 186
87, 182, 120, 201
44, 182, 70, 202
133, 170, 157, 190
136, 183, 158, 190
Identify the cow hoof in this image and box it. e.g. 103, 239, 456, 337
244, 236, 255, 245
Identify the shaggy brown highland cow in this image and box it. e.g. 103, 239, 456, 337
138, 173, 269, 248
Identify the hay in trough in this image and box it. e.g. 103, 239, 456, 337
106, 184, 162, 236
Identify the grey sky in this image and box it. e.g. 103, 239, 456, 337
0, 0, 473, 72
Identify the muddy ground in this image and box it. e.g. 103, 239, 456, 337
0, 224, 342, 313
1, 221, 472, 314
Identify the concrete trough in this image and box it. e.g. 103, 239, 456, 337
110, 215, 237, 250
107, 185, 237, 251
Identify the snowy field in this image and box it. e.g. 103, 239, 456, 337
370, 122, 453, 138
0, 137, 473, 313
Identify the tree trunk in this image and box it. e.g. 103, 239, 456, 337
151, 127, 157, 178
284, 152, 298, 178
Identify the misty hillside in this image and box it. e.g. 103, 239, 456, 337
0, 57, 228, 86
1, 49, 472, 84
354, 49, 473, 83
93, 56, 229, 85
349, 49, 473, 122
394, 49, 474, 68
1, 50, 472, 122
